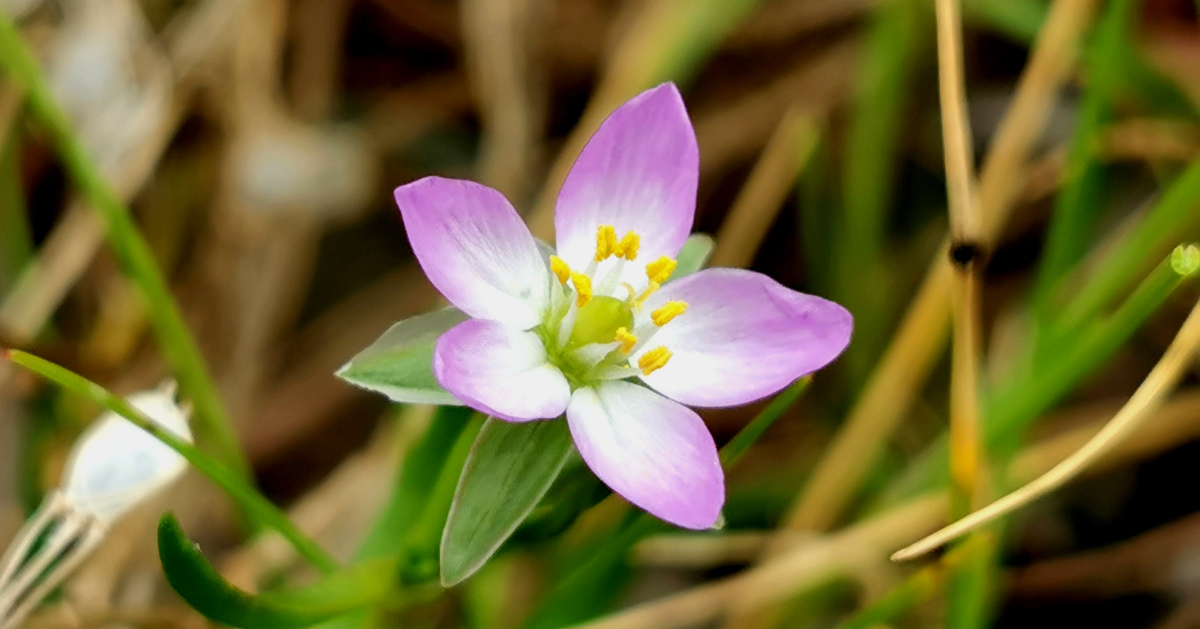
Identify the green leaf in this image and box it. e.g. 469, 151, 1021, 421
440, 418, 574, 586
355, 407, 475, 562
667, 233, 715, 282
336, 308, 468, 406
157, 515, 392, 629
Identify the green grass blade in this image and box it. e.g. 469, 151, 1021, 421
4, 350, 338, 572
0, 13, 249, 478
1031, 0, 1134, 320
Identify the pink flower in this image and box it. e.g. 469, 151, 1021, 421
393, 84, 852, 529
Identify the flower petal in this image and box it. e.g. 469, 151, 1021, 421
434, 319, 570, 421
555, 84, 698, 278
633, 268, 852, 407
567, 382, 723, 529
396, 177, 549, 329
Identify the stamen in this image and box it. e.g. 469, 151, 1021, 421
616, 231, 640, 260
614, 327, 638, 354
550, 255, 571, 284
645, 256, 677, 284
638, 346, 672, 376
570, 272, 593, 307
651, 301, 688, 327
632, 282, 660, 311
595, 225, 618, 262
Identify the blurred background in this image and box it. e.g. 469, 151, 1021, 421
0, 0, 1199, 627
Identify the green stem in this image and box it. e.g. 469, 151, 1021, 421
5, 350, 338, 573
720, 377, 811, 468
0, 14, 249, 478
880, 246, 1198, 505
0, 115, 33, 290
992, 246, 1199, 453
1030, 0, 1133, 321
835, 536, 989, 629
1054, 159, 1200, 334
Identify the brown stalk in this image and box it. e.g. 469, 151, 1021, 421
783, 0, 1099, 533
893, 297, 1200, 561
710, 109, 820, 269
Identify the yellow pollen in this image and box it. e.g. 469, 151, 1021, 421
614, 327, 638, 354
570, 272, 593, 307
595, 225, 619, 262
645, 256, 677, 284
616, 231, 641, 260
638, 346, 672, 375
651, 301, 688, 326
549, 255, 571, 284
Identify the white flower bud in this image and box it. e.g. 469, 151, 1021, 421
60, 386, 192, 524
0, 385, 191, 629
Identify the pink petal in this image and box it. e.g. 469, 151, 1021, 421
567, 382, 723, 530
434, 319, 570, 421
396, 177, 549, 329
633, 268, 852, 407
554, 84, 698, 278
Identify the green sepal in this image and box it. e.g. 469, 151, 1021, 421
336, 308, 468, 406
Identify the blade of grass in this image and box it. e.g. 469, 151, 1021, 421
0, 101, 32, 292
833, 0, 926, 379
1054, 159, 1200, 333
3, 350, 337, 573
882, 245, 1200, 505
789, 0, 1098, 535
0, 15, 249, 477
896, 285, 1200, 561
963, 0, 1047, 43
1031, 0, 1134, 321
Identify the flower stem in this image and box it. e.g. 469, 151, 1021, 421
4, 351, 337, 573
720, 377, 810, 468
0, 15, 250, 479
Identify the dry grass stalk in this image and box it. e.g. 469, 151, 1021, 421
782, 0, 1100, 534
894, 297, 1200, 561
710, 108, 820, 269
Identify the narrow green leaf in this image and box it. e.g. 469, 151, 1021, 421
336, 308, 468, 406
6, 351, 338, 572
158, 515, 391, 629
440, 418, 574, 586
0, 122, 33, 290
0, 13, 248, 478
397, 414, 485, 585
355, 406, 475, 562
667, 233, 716, 281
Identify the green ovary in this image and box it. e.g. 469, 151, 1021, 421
569, 296, 634, 348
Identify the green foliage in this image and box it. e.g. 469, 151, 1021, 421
158, 516, 392, 629
0, 13, 248, 478
337, 308, 469, 406
441, 418, 574, 586
5, 351, 338, 572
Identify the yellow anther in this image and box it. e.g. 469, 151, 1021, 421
651, 301, 688, 327
570, 272, 593, 307
614, 327, 638, 354
595, 225, 619, 262
638, 346, 672, 376
645, 256, 677, 284
616, 231, 641, 260
550, 255, 571, 284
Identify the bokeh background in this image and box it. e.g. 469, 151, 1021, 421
1, 0, 1199, 627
